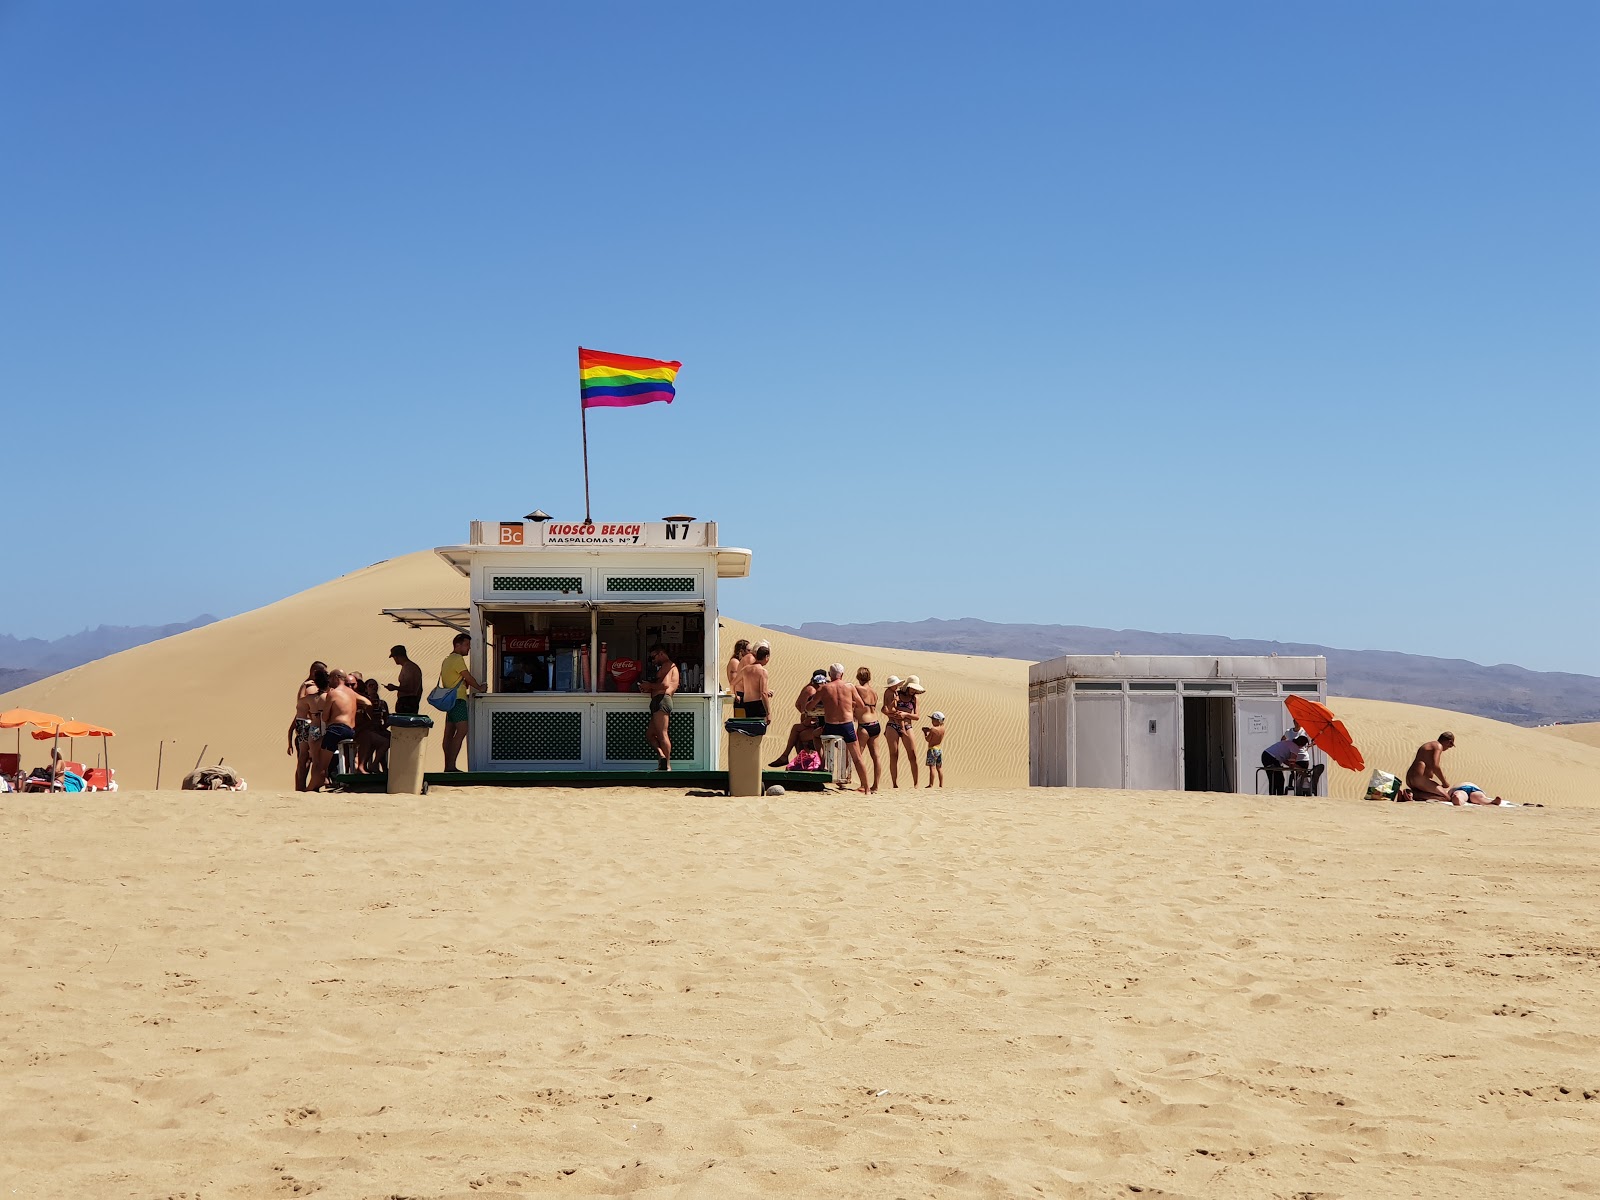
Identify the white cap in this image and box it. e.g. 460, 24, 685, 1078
930, 711, 946, 722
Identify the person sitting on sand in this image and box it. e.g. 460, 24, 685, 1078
1405, 731, 1457, 802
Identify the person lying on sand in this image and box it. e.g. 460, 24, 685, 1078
1405, 731, 1456, 802
1447, 782, 1512, 806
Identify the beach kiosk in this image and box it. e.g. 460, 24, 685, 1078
1028, 655, 1328, 794
389, 517, 750, 775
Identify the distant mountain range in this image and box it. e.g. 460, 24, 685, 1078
765, 618, 1600, 727
0, 618, 216, 692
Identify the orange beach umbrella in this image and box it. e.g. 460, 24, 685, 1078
0, 708, 65, 729
30, 720, 112, 740
1284, 695, 1365, 773
28, 718, 115, 775
1, 708, 67, 757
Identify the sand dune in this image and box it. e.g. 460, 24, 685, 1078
1326, 698, 1600, 807
5, 551, 1600, 1196
4, 784, 1599, 1197
1542, 721, 1600, 750
3, 548, 1599, 806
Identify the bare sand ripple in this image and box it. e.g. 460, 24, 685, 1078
4, 786, 1598, 1197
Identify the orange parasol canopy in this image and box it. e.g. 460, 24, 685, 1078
1284, 695, 1365, 773
0, 708, 67, 730
32, 720, 115, 740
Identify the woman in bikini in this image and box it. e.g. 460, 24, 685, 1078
883, 674, 922, 788
852, 666, 882, 793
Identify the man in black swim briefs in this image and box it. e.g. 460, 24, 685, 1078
812, 664, 868, 793
741, 645, 774, 721
639, 644, 679, 770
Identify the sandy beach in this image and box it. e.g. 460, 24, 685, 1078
4, 783, 1598, 1198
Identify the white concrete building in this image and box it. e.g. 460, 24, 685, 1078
1029, 654, 1327, 794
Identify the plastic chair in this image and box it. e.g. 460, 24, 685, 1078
820, 735, 852, 786
0, 752, 19, 788
83, 768, 117, 791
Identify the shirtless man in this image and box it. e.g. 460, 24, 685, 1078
311, 669, 369, 791
741, 645, 774, 720
814, 664, 869, 793
385, 645, 424, 715
769, 670, 828, 768
852, 667, 882, 793
638, 644, 679, 769
286, 660, 328, 792
1405, 731, 1457, 802
727, 639, 751, 714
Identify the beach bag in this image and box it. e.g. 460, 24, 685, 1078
427, 681, 458, 713
1365, 769, 1402, 802
790, 749, 823, 772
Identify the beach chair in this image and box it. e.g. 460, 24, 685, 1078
819, 734, 853, 786
83, 767, 117, 791
0, 752, 19, 789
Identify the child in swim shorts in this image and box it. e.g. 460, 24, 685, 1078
921, 712, 946, 788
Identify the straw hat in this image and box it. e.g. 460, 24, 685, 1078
902, 675, 926, 693
884, 676, 904, 688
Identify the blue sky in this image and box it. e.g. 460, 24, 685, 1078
2, 2, 1596, 673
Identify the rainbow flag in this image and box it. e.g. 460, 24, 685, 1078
579, 347, 682, 409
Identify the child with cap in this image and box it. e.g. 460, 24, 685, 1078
921, 712, 946, 787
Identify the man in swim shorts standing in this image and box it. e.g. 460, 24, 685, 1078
311, 669, 367, 791
385, 645, 424, 715
439, 633, 484, 773
741, 644, 774, 721
639, 643, 679, 769
813, 664, 869, 793
1406, 732, 1457, 802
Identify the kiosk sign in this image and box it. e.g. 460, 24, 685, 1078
538, 521, 708, 547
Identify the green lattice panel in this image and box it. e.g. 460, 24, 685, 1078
604, 709, 695, 762
491, 710, 583, 761
491, 575, 584, 593
604, 575, 695, 593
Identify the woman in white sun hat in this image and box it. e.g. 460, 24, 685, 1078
884, 674, 924, 788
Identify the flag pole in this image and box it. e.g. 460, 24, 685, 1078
579, 346, 592, 524
581, 398, 592, 524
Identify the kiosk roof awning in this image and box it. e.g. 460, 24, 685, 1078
382, 607, 472, 633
